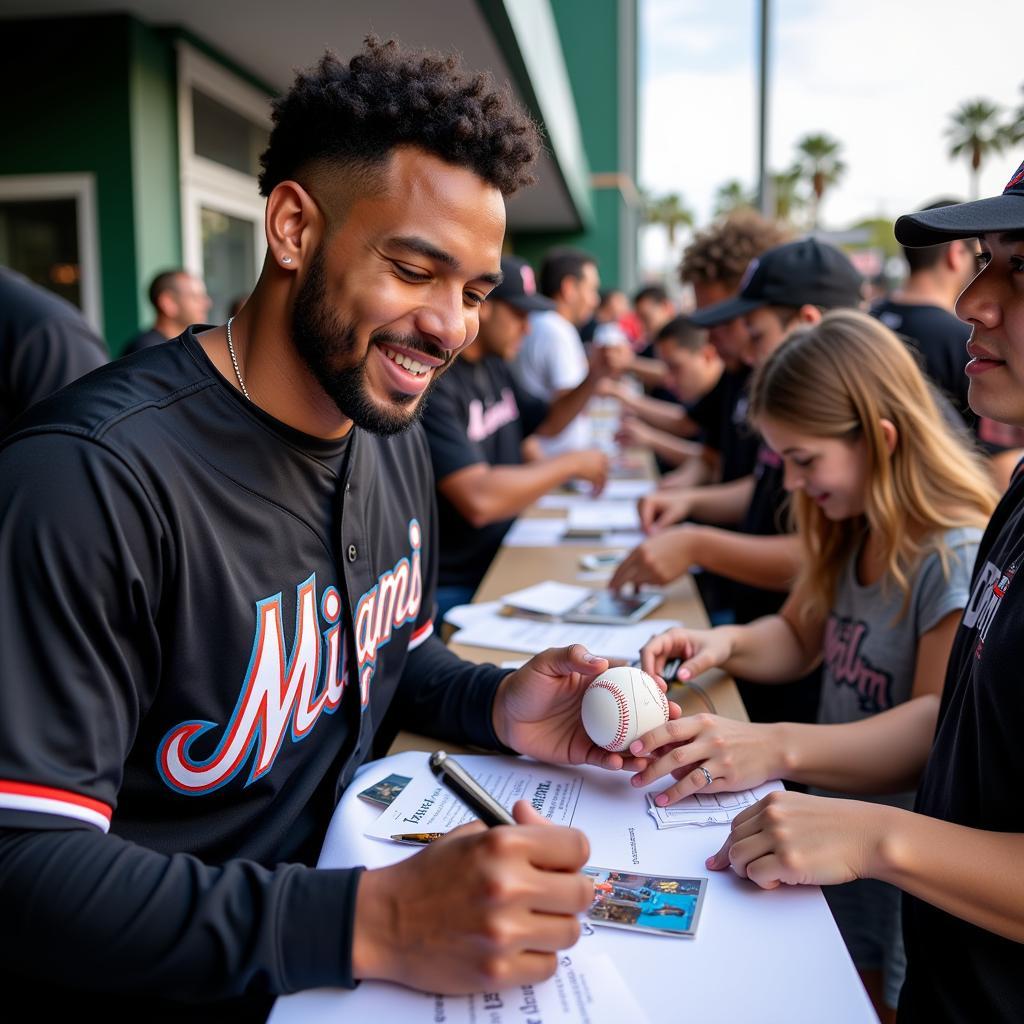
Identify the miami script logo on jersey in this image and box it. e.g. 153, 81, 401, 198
157, 519, 430, 795
963, 553, 1020, 659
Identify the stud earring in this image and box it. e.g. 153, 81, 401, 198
281, 256, 293, 264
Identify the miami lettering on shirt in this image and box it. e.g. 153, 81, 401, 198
823, 616, 894, 713
157, 519, 429, 796
467, 387, 520, 442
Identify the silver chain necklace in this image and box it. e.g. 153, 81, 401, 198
225, 316, 251, 401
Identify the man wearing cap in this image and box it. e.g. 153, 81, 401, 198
693, 161, 1024, 1024
421, 255, 622, 616
612, 238, 864, 723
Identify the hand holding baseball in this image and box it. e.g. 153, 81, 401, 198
580, 666, 671, 752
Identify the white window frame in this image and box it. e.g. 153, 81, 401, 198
0, 172, 102, 332
176, 42, 269, 283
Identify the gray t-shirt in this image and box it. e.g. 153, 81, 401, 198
815, 526, 981, 809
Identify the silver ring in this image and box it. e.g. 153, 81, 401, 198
698, 765, 713, 787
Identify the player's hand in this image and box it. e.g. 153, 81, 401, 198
492, 644, 679, 772
706, 791, 884, 890
591, 341, 634, 378
608, 526, 697, 591
571, 449, 609, 496
639, 624, 734, 681
352, 800, 593, 992
626, 713, 786, 806
614, 414, 653, 449
638, 489, 695, 533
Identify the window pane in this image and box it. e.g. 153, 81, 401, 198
192, 87, 268, 177
0, 197, 81, 308
201, 207, 255, 323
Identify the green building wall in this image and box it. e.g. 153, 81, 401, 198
512, 0, 639, 291
0, 14, 182, 352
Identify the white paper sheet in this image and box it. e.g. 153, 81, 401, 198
567, 502, 641, 533
443, 600, 502, 629
645, 783, 777, 828
364, 756, 584, 840
274, 751, 877, 1024
602, 479, 655, 501
501, 580, 591, 617
450, 614, 680, 661
270, 949, 651, 1024
502, 517, 569, 547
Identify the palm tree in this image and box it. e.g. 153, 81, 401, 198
644, 192, 694, 248
946, 99, 1009, 200
794, 133, 845, 228
770, 166, 806, 224
1006, 85, 1024, 145
713, 180, 752, 217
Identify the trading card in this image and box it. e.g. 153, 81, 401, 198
582, 867, 707, 938
357, 773, 412, 808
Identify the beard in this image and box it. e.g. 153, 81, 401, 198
291, 246, 451, 436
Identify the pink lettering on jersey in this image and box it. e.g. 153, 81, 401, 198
823, 617, 893, 714
157, 520, 426, 795
467, 388, 520, 442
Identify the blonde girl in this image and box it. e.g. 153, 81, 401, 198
634, 310, 997, 1021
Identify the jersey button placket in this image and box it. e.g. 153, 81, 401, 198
347, 543, 358, 562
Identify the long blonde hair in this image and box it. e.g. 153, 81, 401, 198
748, 309, 997, 617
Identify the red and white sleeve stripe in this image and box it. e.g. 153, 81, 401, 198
408, 618, 434, 650
0, 780, 112, 832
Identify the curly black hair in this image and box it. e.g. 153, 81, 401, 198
258, 38, 541, 200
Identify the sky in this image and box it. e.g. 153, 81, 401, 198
639, 0, 1024, 273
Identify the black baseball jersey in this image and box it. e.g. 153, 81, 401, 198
900, 469, 1024, 1023
691, 366, 759, 483
421, 354, 548, 590
0, 266, 108, 432
0, 328, 508, 1019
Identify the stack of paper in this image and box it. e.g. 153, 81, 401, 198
566, 501, 641, 536
645, 783, 775, 828
501, 580, 591, 617
451, 613, 679, 661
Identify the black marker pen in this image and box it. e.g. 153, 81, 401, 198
428, 751, 516, 827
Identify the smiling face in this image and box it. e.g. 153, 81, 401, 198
956, 230, 1024, 427
291, 147, 506, 434
757, 415, 871, 521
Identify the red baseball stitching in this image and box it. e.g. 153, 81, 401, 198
590, 680, 630, 749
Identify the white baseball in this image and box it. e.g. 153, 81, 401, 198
581, 666, 670, 752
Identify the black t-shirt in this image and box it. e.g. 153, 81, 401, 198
730, 445, 821, 723
122, 326, 169, 355
0, 266, 108, 433
0, 330, 507, 1018
691, 367, 759, 483
900, 470, 1024, 1023
421, 354, 548, 590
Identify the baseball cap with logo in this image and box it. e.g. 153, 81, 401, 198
687, 238, 864, 328
895, 157, 1024, 246
488, 256, 555, 313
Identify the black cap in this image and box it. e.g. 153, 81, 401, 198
895, 158, 1024, 246
488, 256, 555, 313
688, 238, 864, 328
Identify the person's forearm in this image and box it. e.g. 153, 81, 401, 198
536, 377, 599, 437
773, 696, 939, 794
0, 827, 359, 998
685, 475, 755, 525
442, 455, 587, 527
628, 356, 669, 390
641, 428, 705, 467
716, 615, 817, 682
687, 526, 800, 589
866, 803, 1024, 942
621, 392, 698, 437
660, 456, 713, 489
